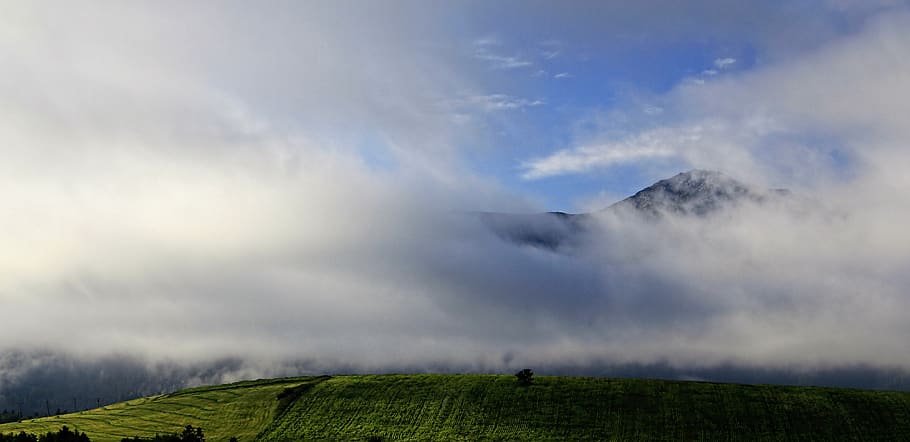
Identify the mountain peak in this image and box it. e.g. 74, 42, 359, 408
667, 168, 726, 181
478, 169, 789, 250
610, 169, 761, 216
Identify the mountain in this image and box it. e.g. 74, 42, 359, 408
608, 169, 788, 217
480, 169, 788, 249
474, 211, 587, 250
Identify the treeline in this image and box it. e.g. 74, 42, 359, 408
121, 425, 211, 442
1, 406, 89, 421
2, 426, 226, 442
0, 426, 89, 442
0, 411, 20, 425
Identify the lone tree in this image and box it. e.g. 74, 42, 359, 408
515, 368, 534, 387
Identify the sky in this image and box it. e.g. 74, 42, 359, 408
3, 0, 910, 399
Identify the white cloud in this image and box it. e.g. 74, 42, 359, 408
442, 94, 545, 116
473, 39, 533, 69
682, 14, 910, 142
475, 53, 534, 69
0, 2, 525, 364
472, 36, 500, 47
553, 72, 573, 79
643, 105, 664, 115
714, 57, 737, 68
520, 128, 694, 179
513, 13, 910, 373
538, 39, 563, 59
465, 94, 545, 111
4, 1, 910, 386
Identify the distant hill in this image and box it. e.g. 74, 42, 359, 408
4, 374, 910, 441
479, 169, 790, 249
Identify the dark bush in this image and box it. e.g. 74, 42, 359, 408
1, 426, 89, 442
120, 425, 203, 442
515, 369, 534, 387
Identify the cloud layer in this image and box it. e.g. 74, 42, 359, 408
2, 2, 910, 399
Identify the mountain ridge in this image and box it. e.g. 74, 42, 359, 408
479, 169, 788, 249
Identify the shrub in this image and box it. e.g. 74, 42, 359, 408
515, 369, 534, 387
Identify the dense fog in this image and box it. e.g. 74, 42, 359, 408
2, 1, 910, 410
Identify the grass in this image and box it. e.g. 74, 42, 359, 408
256, 374, 910, 441
4, 374, 910, 441
0, 376, 328, 442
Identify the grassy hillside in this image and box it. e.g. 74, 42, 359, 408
257, 374, 910, 441
0, 376, 328, 442
4, 374, 910, 441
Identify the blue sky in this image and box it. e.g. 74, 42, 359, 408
457, 36, 751, 210
320, 0, 902, 212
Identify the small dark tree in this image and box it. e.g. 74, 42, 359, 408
179, 426, 203, 442
515, 368, 534, 387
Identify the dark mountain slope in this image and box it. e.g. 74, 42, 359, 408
479, 169, 788, 249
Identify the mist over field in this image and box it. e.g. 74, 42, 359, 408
3, 1, 910, 410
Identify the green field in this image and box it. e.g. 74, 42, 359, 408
0, 376, 328, 442
3, 374, 910, 441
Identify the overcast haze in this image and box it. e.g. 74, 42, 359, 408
3, 1, 910, 401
